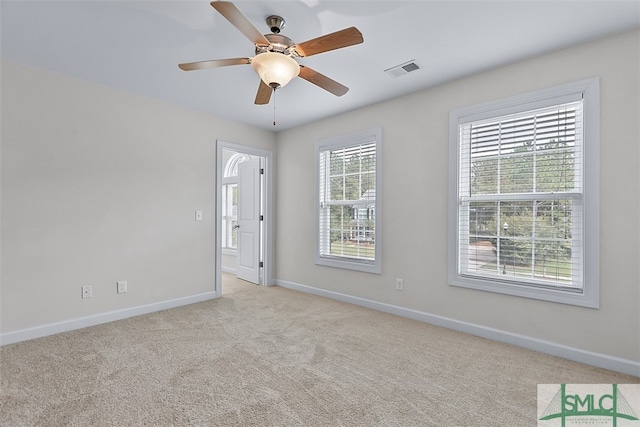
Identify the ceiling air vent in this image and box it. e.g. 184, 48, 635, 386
385, 60, 420, 78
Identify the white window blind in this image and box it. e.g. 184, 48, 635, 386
460, 101, 583, 289
316, 128, 381, 274
449, 79, 599, 307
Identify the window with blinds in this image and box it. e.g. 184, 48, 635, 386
316, 128, 382, 274
449, 79, 599, 307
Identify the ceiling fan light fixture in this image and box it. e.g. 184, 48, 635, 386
251, 52, 300, 89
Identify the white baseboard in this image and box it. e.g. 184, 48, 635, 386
221, 266, 237, 275
0, 292, 217, 346
275, 279, 640, 378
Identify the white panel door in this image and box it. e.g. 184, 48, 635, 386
236, 157, 261, 284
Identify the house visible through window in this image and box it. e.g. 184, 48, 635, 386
316, 128, 382, 274
449, 79, 599, 308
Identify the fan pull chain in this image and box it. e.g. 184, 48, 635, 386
272, 88, 277, 126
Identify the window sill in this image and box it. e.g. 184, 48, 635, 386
316, 255, 381, 274
448, 274, 598, 308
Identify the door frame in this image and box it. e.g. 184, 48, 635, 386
215, 140, 273, 297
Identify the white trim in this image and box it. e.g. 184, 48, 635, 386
221, 266, 237, 275
314, 127, 383, 274
223, 152, 250, 178
448, 78, 600, 308
0, 292, 216, 346
275, 279, 639, 377
216, 140, 274, 298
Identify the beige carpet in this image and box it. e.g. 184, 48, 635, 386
1, 276, 637, 426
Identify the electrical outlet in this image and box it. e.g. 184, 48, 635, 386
395, 278, 404, 291
81, 285, 92, 299
117, 280, 128, 294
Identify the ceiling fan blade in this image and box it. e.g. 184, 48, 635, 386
294, 27, 363, 57
210, 1, 270, 47
254, 80, 272, 105
298, 65, 349, 97
178, 57, 250, 71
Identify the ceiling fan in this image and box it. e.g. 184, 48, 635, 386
179, 1, 364, 105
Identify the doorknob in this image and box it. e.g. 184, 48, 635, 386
233, 224, 240, 229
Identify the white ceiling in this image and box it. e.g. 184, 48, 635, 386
2, 1, 639, 131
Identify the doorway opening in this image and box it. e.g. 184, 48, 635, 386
216, 141, 272, 296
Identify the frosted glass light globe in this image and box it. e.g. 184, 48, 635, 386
251, 52, 300, 88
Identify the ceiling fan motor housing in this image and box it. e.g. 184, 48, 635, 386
256, 34, 296, 55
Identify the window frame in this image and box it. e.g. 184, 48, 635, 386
221, 152, 250, 253
448, 79, 600, 308
315, 127, 382, 274
221, 183, 238, 251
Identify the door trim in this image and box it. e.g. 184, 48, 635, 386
215, 140, 273, 297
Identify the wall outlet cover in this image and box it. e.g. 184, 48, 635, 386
82, 285, 92, 299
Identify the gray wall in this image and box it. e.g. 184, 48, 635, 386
275, 30, 639, 362
2, 30, 638, 367
1, 60, 276, 333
